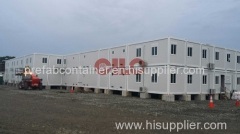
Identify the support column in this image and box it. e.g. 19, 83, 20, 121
162, 95, 175, 102
104, 89, 113, 95
140, 93, 150, 99
94, 88, 101, 94
182, 95, 191, 101
213, 94, 219, 100
122, 91, 131, 97
196, 94, 206, 101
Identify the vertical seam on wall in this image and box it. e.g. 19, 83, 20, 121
47, 55, 50, 86
126, 45, 128, 92
167, 37, 170, 95
98, 49, 100, 88
184, 40, 187, 94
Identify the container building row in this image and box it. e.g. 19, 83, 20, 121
4, 38, 240, 101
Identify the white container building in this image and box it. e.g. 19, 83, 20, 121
4, 53, 64, 87
4, 38, 240, 101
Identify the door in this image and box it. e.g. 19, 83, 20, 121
221, 75, 225, 92
0, 76, 3, 85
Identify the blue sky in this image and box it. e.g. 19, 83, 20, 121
0, 0, 240, 57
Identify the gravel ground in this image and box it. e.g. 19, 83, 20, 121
0, 85, 239, 134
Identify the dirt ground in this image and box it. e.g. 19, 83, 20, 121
0, 85, 239, 134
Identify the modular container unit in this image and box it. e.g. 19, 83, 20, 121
80, 51, 99, 88
63, 53, 79, 87
109, 46, 127, 91
4, 53, 64, 87
4, 54, 34, 84
127, 39, 169, 94
98, 49, 110, 89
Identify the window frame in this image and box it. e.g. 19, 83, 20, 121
202, 49, 207, 59
136, 48, 142, 57
42, 58, 47, 63
151, 73, 158, 83
227, 54, 231, 62
57, 59, 62, 64
187, 47, 193, 57
187, 75, 193, 84
151, 46, 158, 56
215, 52, 220, 60
237, 56, 240, 64
171, 74, 176, 83
215, 76, 219, 84
237, 77, 240, 85
171, 44, 177, 55
136, 74, 141, 83
203, 75, 207, 84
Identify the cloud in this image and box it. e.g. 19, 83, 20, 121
0, 0, 239, 56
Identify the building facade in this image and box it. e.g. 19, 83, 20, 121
4, 38, 240, 101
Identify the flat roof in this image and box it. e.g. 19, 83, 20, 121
5, 37, 240, 60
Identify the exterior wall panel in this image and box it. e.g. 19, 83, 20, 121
186, 42, 201, 67
170, 39, 185, 66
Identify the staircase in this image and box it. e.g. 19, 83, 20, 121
220, 87, 231, 100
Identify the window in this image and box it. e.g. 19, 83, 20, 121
42, 58, 47, 63
136, 48, 141, 57
227, 54, 231, 62
215, 76, 219, 84
26, 59, 28, 64
215, 52, 219, 60
237, 77, 240, 85
187, 75, 192, 84
203, 75, 207, 84
123, 49, 125, 53
112, 51, 114, 54
187, 47, 192, 57
151, 73, 157, 83
152, 47, 157, 56
188, 47, 192, 57
171, 44, 177, 54
171, 74, 176, 83
237, 56, 240, 64
30, 58, 32, 63
202, 49, 207, 59
64, 59, 66, 64
136, 74, 141, 82
57, 59, 61, 64
21, 60, 23, 65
